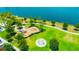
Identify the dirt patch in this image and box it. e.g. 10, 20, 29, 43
23, 27, 40, 37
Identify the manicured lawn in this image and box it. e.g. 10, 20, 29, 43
0, 22, 79, 51
25, 25, 79, 51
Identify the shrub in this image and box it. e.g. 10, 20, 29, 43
19, 40, 29, 51
75, 23, 79, 28
63, 23, 68, 30
8, 38, 13, 42
51, 20, 55, 26
3, 43, 15, 51
49, 39, 59, 51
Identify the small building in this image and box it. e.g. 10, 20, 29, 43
17, 26, 25, 32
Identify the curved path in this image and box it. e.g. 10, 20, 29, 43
44, 25, 79, 36
34, 23, 79, 36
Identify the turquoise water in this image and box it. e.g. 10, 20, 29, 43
0, 7, 79, 25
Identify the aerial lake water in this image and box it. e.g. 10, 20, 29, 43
0, 7, 79, 25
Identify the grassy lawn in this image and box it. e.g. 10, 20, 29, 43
0, 23, 79, 51
0, 31, 8, 39
25, 24, 79, 51
0, 16, 79, 51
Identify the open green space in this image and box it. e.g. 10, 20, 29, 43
0, 12, 79, 51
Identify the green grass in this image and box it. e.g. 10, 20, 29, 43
25, 26, 65, 51
0, 30, 8, 39
25, 25, 79, 51
0, 22, 79, 51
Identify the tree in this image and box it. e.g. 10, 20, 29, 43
49, 39, 59, 51
15, 33, 29, 51
3, 43, 15, 51
5, 18, 16, 33
0, 12, 12, 25
6, 26, 14, 33
7, 16, 22, 27
0, 12, 12, 18
5, 23, 16, 41
75, 23, 79, 28
23, 17, 27, 20
15, 33, 24, 41
39, 24, 44, 32
29, 17, 34, 26
5, 33, 12, 39
34, 18, 37, 23
17, 22, 22, 27
8, 38, 13, 42
19, 40, 29, 51
38, 20, 45, 32
63, 23, 68, 30
42, 20, 47, 24
5, 32, 15, 42
51, 20, 56, 26
6, 26, 16, 38
74, 23, 79, 31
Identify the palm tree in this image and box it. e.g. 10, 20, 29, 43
24, 17, 27, 20
29, 17, 34, 26
42, 20, 47, 24
39, 21, 45, 32
74, 23, 79, 31
34, 18, 37, 23
21, 17, 27, 24
63, 23, 68, 30
40, 24, 43, 32
51, 20, 56, 26
75, 23, 79, 28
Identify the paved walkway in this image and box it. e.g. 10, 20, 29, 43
44, 25, 79, 36
34, 23, 79, 36
0, 37, 20, 51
